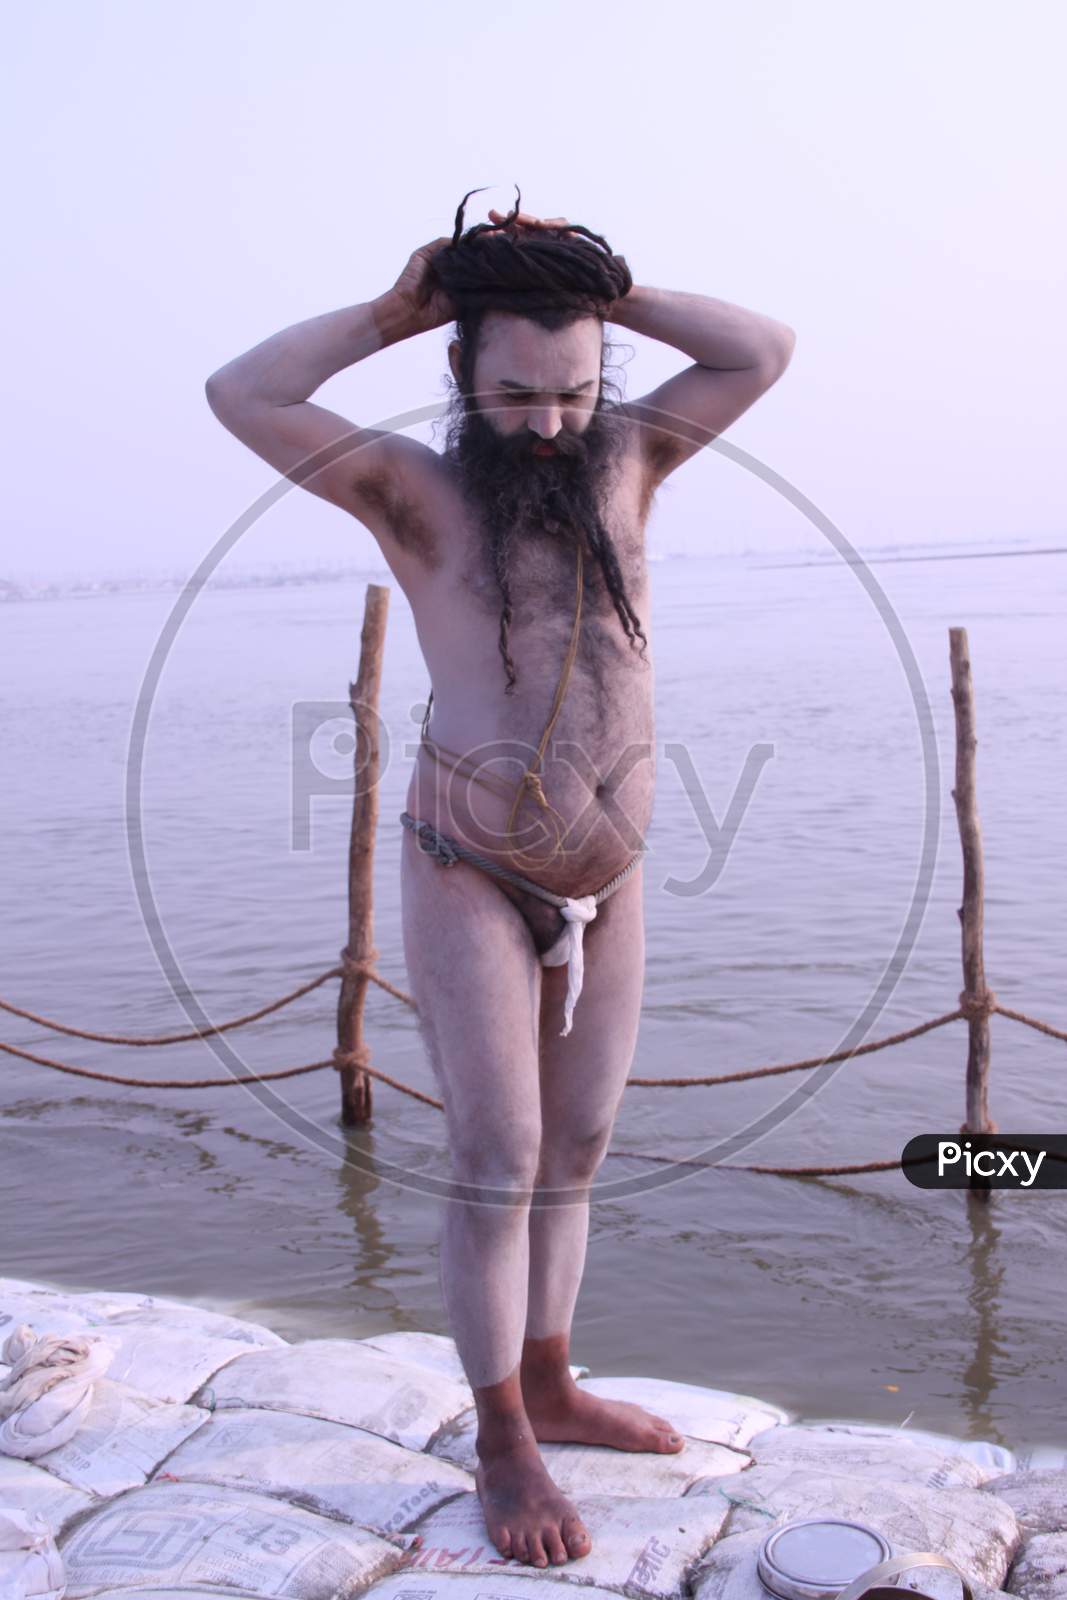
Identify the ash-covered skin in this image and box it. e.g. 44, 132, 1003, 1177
429, 193, 648, 692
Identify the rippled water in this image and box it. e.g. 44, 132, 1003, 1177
2, 542, 1064, 1449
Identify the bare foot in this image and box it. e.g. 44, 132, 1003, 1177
474, 1437, 592, 1567
525, 1384, 685, 1453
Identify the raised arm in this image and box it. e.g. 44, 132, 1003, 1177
483, 205, 795, 496
610, 284, 796, 487
204, 238, 455, 571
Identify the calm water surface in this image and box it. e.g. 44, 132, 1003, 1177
2, 544, 1064, 1451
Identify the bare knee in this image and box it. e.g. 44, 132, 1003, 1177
536, 1124, 613, 1187
448, 1119, 542, 1201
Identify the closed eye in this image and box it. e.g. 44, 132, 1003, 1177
501, 390, 588, 402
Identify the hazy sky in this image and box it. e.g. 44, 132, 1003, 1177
5, 0, 1064, 580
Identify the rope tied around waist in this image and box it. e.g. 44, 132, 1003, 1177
401, 813, 643, 910
400, 812, 644, 1037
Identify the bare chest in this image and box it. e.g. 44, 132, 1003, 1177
454, 465, 648, 628
448, 481, 651, 733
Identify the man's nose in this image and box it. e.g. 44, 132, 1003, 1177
527, 405, 562, 439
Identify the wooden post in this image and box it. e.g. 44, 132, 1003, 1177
948, 627, 996, 1165
336, 583, 390, 1126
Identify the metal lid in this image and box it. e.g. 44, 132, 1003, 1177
757, 1518, 894, 1600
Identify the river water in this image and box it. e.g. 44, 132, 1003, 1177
2, 540, 1064, 1451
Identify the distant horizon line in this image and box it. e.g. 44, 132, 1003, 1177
759, 543, 1067, 570
3, 537, 1063, 600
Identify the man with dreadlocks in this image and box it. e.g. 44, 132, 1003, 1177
206, 191, 795, 1570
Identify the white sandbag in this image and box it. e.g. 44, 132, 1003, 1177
0, 1285, 181, 1340
30, 1380, 207, 1497
1006, 1532, 1067, 1600
0, 1329, 114, 1460
403, 1489, 730, 1598
363, 1574, 621, 1600
692, 1528, 810, 1600
359, 1331, 587, 1383
0, 1506, 66, 1600
748, 1422, 994, 1490
157, 1407, 473, 1537
686, 1464, 1021, 1591
0, 1281, 156, 1321
577, 1377, 788, 1452
103, 1306, 285, 1350
0, 1458, 92, 1533
751, 1423, 1013, 1479
0, 1294, 94, 1342
88, 1326, 252, 1405
878, 1425, 1013, 1476
690, 1526, 1017, 1600
357, 1333, 473, 1387
0, 1298, 251, 1403
427, 1405, 749, 1496
982, 1472, 1067, 1537
523, 1435, 750, 1501
58, 1481, 411, 1599
202, 1341, 471, 1452
71, 1293, 174, 1320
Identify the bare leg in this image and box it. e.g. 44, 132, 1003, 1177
521, 866, 684, 1453
400, 828, 592, 1567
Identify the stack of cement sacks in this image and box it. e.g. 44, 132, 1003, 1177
1, 1276, 1064, 1600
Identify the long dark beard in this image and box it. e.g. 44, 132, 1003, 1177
443, 393, 647, 691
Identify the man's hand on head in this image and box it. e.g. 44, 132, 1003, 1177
488, 207, 572, 231
386, 236, 456, 335
486, 208, 633, 320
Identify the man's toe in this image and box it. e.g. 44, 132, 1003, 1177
563, 1515, 591, 1557
543, 1523, 568, 1565
650, 1413, 685, 1448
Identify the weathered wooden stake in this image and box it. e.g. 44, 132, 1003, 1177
949, 627, 996, 1171
336, 583, 390, 1126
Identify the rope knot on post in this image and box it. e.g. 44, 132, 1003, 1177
339, 947, 380, 982
959, 987, 997, 1020
332, 1045, 371, 1074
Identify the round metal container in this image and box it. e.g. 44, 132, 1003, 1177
757, 1518, 894, 1600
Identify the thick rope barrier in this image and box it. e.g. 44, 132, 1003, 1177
628, 1008, 967, 1087
2, 971, 1062, 1177
0, 1035, 338, 1089
0, 964, 411, 1045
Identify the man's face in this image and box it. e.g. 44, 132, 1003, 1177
444, 309, 626, 559
453, 311, 604, 452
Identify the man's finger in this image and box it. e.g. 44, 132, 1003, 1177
487, 207, 574, 234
